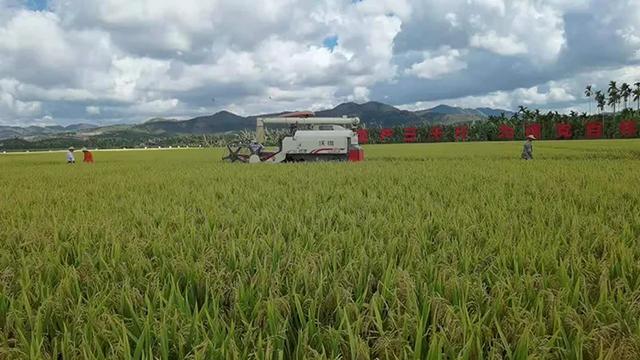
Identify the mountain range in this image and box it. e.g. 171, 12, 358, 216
0, 102, 513, 140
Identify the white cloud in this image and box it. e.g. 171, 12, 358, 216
406, 48, 467, 79
617, 27, 640, 46
352, 0, 412, 20
0, 92, 41, 117
444, 12, 458, 27
468, 1, 566, 62
0, 79, 42, 121
86, 106, 101, 115
400, 65, 640, 113
39, 115, 55, 125
470, 0, 505, 16
0, 11, 74, 70
399, 81, 576, 111
0, 0, 638, 125
129, 98, 180, 114
0, 0, 402, 124
470, 31, 527, 56
351, 86, 370, 102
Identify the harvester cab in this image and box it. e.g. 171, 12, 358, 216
222, 112, 364, 163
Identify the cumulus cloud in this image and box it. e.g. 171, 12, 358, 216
129, 98, 180, 114
0, 0, 638, 125
400, 65, 640, 113
0, 79, 42, 124
406, 48, 467, 79
0, 92, 41, 117
398, 83, 575, 112
466, 2, 566, 62
469, 32, 527, 56
351, 86, 370, 102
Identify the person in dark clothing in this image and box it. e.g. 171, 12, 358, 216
249, 140, 263, 155
521, 135, 535, 160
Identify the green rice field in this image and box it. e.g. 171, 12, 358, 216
1, 140, 639, 359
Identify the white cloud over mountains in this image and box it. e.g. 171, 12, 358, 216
406, 48, 467, 79
0, 0, 638, 125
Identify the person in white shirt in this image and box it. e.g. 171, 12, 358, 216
66, 147, 75, 164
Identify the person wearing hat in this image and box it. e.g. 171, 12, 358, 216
66, 147, 75, 164
521, 135, 535, 160
81, 147, 94, 163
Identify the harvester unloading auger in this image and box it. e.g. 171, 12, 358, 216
222, 111, 364, 163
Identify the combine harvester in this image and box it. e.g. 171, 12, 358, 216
223, 111, 364, 163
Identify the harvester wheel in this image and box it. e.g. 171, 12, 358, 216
222, 144, 248, 163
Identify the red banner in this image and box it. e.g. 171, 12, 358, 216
357, 129, 369, 144
584, 122, 603, 139
555, 123, 572, 139
526, 123, 542, 139
354, 120, 638, 145
498, 124, 515, 140
403, 127, 417, 143
430, 126, 443, 141
379, 128, 393, 141
619, 120, 637, 138
455, 126, 468, 141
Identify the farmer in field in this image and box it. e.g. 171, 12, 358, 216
521, 135, 535, 160
249, 140, 263, 155
82, 147, 94, 163
66, 147, 75, 164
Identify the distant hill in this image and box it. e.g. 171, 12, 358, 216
0, 123, 98, 140
414, 104, 513, 125
64, 123, 98, 131
143, 117, 178, 124
134, 111, 254, 134
0, 102, 514, 140
416, 104, 476, 116
315, 101, 425, 127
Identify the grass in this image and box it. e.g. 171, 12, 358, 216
0, 140, 639, 359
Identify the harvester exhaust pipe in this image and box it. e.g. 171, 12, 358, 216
256, 121, 266, 143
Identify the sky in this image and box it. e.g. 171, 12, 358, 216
0, 0, 639, 126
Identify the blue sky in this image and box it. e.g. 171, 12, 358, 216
323, 36, 339, 51
24, 0, 46, 10
0, 0, 639, 125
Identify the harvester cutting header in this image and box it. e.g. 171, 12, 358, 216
223, 111, 364, 163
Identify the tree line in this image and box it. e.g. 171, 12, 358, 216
361, 80, 640, 143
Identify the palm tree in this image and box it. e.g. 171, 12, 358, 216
633, 82, 640, 111
595, 90, 606, 128
584, 85, 593, 115
518, 105, 529, 137
620, 82, 631, 110
607, 81, 619, 120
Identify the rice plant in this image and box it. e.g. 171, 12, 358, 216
0, 140, 639, 359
